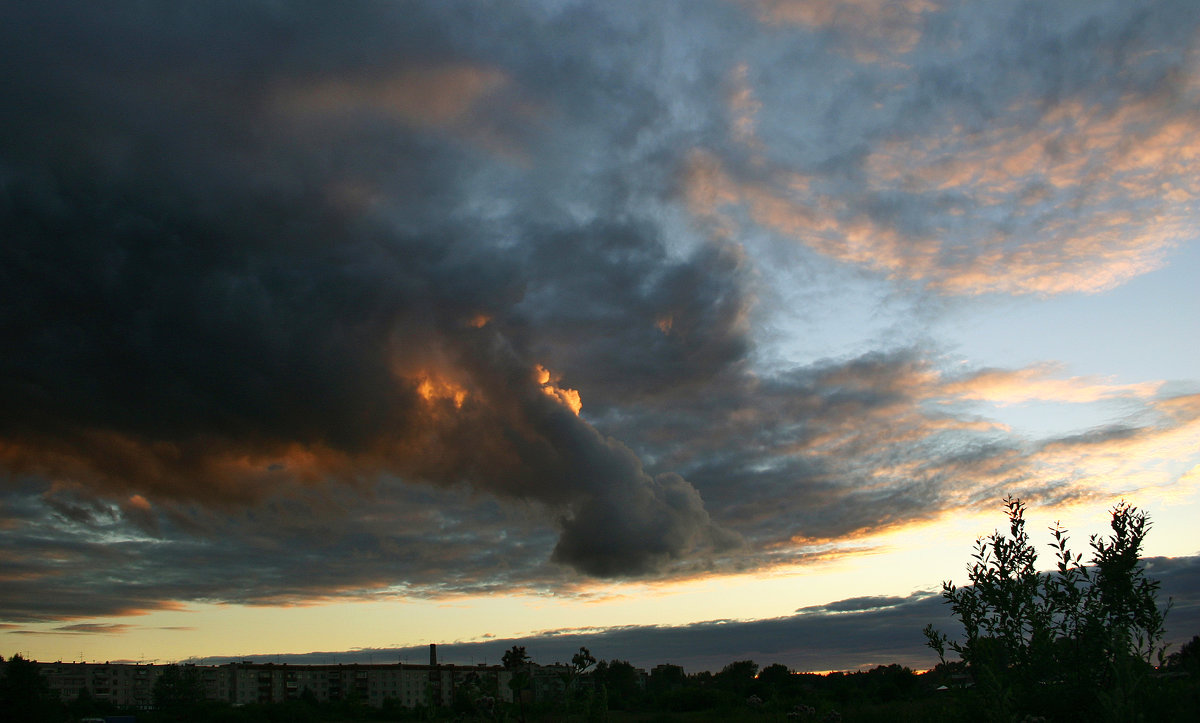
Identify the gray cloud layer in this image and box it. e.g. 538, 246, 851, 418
179, 555, 1200, 673
2, 0, 1198, 627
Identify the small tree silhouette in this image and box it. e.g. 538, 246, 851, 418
502, 645, 532, 722
563, 646, 596, 692
502, 645, 530, 670
0, 654, 60, 722
924, 497, 1169, 721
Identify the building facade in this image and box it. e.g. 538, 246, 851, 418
38, 662, 163, 708
33, 659, 514, 710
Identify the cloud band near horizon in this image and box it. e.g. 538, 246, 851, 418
1, 0, 1198, 633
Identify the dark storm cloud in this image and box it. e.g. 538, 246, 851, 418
0, 478, 573, 623
516, 232, 754, 407
0, 0, 746, 587
587, 349, 1030, 547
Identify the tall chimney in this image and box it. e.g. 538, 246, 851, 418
429, 643, 437, 666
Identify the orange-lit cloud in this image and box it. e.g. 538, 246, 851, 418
940, 365, 1164, 405
727, 62, 765, 157
274, 64, 510, 128
684, 75, 1196, 296
0, 432, 354, 506
272, 62, 538, 161
742, 0, 937, 61
1031, 393, 1200, 497
535, 365, 582, 416
416, 373, 469, 409
684, 149, 943, 280
859, 94, 1196, 295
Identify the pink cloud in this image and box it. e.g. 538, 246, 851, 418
684, 81, 1197, 296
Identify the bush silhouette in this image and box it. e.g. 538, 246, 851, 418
924, 497, 1169, 721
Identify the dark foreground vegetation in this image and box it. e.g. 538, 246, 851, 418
4, 499, 1198, 722
3, 648, 1199, 723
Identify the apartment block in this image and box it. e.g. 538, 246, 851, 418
32, 658, 513, 710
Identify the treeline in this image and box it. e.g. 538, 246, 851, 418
0, 652, 979, 722
4, 643, 1199, 723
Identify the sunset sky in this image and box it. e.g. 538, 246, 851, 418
3, 0, 1199, 673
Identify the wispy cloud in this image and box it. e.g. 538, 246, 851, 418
939, 365, 1163, 405
53, 623, 134, 635
689, 1, 1200, 295
743, 0, 937, 61
8, 623, 135, 636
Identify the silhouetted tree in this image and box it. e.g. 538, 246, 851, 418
65, 687, 112, 721
545, 646, 596, 714
1165, 634, 1200, 673
502, 645, 532, 722
756, 662, 793, 699
854, 664, 918, 703
501, 645, 530, 670
563, 646, 595, 692
153, 664, 207, 720
715, 659, 758, 698
571, 646, 596, 676
925, 497, 1169, 721
594, 659, 641, 710
0, 654, 60, 723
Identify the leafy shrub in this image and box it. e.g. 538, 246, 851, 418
924, 497, 1169, 721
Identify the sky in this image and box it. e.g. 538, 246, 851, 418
2, 0, 1199, 673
